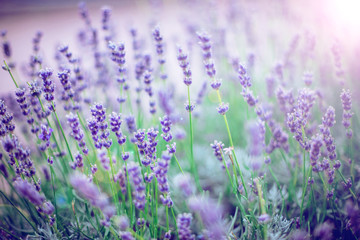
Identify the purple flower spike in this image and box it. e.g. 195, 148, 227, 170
152, 26, 166, 66
210, 79, 222, 90
67, 112, 88, 154
127, 162, 146, 210
177, 213, 195, 240
174, 173, 195, 197
309, 134, 322, 166
188, 195, 226, 240
38, 124, 53, 152
39, 68, 55, 106
185, 101, 195, 113
211, 140, 224, 162
160, 115, 172, 142
177, 47, 192, 86
340, 89, 353, 138
70, 172, 115, 222
14, 178, 45, 206
216, 103, 229, 115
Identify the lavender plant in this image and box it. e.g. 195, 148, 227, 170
1, 1, 360, 239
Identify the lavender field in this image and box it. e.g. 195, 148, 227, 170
1, 0, 360, 239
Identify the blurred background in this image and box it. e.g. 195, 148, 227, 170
0, 0, 360, 95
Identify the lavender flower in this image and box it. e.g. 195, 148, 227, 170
152, 26, 166, 67
340, 89, 353, 138
174, 173, 195, 197
303, 71, 313, 86
0, 100, 15, 134
160, 115, 172, 142
309, 134, 322, 166
101, 6, 112, 33
211, 140, 224, 162
70, 172, 115, 225
319, 106, 337, 160
14, 178, 45, 206
185, 101, 195, 113
177, 213, 195, 240
313, 221, 334, 240
114, 166, 127, 194
188, 195, 226, 240
247, 120, 265, 156
89, 103, 112, 149
58, 68, 77, 111
154, 152, 172, 195
197, 32, 212, 61
266, 76, 276, 98
241, 88, 258, 107
109, 112, 127, 147
98, 151, 110, 171
266, 120, 289, 154
125, 115, 137, 142
196, 81, 207, 105
127, 162, 146, 210
238, 64, 251, 88
38, 124, 53, 152
177, 47, 192, 86
119, 232, 134, 240
216, 102, 229, 115
39, 68, 55, 107
67, 112, 88, 155
210, 78, 222, 90
108, 41, 126, 73
276, 87, 295, 115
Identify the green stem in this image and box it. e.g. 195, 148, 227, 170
173, 154, 184, 174
300, 165, 313, 223
187, 86, 201, 191
49, 165, 58, 221
215, 89, 248, 197
255, 179, 267, 240
52, 102, 75, 163
0, 190, 39, 233
107, 149, 120, 215
3, 60, 18, 88
166, 206, 169, 231
125, 161, 133, 225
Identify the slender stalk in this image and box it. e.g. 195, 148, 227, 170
300, 165, 313, 223
215, 89, 248, 197
154, 177, 159, 238
255, 179, 267, 240
166, 205, 169, 231
187, 86, 201, 190
0, 190, 39, 233
125, 161, 133, 225
49, 165, 58, 220
107, 149, 121, 215
52, 102, 75, 163
3, 60, 18, 88
173, 154, 184, 174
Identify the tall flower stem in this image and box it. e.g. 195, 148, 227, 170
52, 102, 74, 163
255, 179, 267, 240
187, 86, 201, 190
215, 89, 248, 197
3, 60, 18, 87
107, 148, 121, 215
